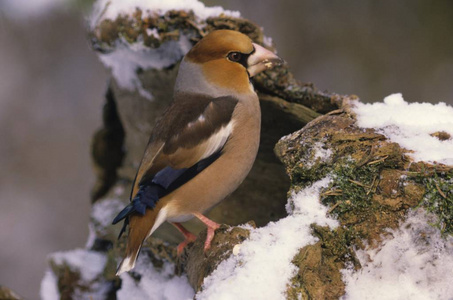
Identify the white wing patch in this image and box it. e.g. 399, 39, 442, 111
200, 120, 235, 160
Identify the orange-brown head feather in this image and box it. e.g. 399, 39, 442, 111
186, 30, 254, 64
185, 30, 254, 94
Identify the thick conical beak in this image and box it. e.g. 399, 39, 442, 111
247, 43, 283, 77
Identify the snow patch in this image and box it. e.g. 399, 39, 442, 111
117, 254, 194, 299
342, 209, 453, 300
42, 249, 111, 299
85, 223, 97, 249
40, 270, 60, 300
146, 28, 160, 39
197, 177, 338, 300
50, 249, 107, 282
90, 0, 240, 29
354, 93, 453, 164
263, 35, 273, 48
92, 197, 125, 228
304, 141, 333, 168
98, 36, 192, 100
87, 197, 125, 248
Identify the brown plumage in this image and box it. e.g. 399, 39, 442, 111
113, 29, 283, 275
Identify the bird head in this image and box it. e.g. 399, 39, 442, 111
176, 30, 283, 96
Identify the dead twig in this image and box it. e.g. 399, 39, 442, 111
367, 155, 389, 165
328, 201, 342, 214
366, 176, 378, 195
435, 182, 447, 199
186, 19, 206, 37
348, 179, 370, 188
321, 189, 343, 197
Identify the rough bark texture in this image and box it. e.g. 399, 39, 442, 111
45, 6, 453, 300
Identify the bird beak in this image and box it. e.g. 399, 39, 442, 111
247, 43, 283, 77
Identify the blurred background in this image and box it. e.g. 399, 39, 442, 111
0, 0, 452, 298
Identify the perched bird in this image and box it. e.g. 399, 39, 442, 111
112, 29, 283, 275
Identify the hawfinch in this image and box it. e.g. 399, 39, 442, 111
113, 29, 283, 275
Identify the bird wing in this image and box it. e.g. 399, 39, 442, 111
112, 93, 238, 227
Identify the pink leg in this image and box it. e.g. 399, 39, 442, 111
172, 222, 197, 255
193, 213, 221, 251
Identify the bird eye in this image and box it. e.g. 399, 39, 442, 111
228, 52, 242, 62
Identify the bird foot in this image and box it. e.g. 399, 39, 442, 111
172, 222, 197, 255
193, 213, 221, 251
176, 234, 197, 256
204, 223, 220, 251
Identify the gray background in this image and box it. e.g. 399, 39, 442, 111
1, 1, 452, 298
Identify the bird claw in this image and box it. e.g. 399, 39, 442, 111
176, 235, 197, 256
203, 223, 220, 251
172, 222, 197, 255
193, 214, 220, 252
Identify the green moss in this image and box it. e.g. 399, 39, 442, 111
321, 158, 381, 217
415, 168, 453, 235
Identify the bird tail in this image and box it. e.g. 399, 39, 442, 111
116, 204, 167, 275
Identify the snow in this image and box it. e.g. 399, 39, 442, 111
97, 36, 192, 100
304, 141, 333, 168
354, 93, 453, 164
40, 270, 60, 300
85, 223, 97, 249
197, 178, 339, 300
341, 209, 453, 300
50, 249, 107, 282
92, 197, 125, 228
117, 254, 194, 300
85, 197, 125, 248
41, 249, 111, 299
311, 142, 332, 160
263, 35, 274, 48
90, 0, 240, 29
